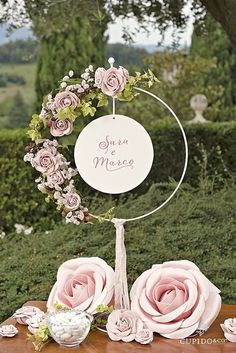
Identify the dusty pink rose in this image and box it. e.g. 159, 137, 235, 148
131, 260, 221, 339
13, 306, 44, 325
54, 91, 79, 111
135, 327, 153, 344
50, 119, 73, 137
106, 309, 143, 343
0, 325, 18, 337
100, 67, 128, 97
63, 192, 81, 211
94, 67, 106, 88
47, 171, 65, 188
26, 313, 47, 334
221, 318, 236, 342
33, 149, 60, 175
47, 257, 115, 314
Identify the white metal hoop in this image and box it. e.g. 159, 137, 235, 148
91, 86, 188, 223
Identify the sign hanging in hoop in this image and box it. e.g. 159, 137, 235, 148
74, 114, 154, 194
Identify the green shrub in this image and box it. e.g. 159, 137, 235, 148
0, 182, 235, 322
0, 122, 236, 232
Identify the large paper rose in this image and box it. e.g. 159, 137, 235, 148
32, 148, 60, 175
47, 257, 115, 314
131, 260, 221, 339
221, 318, 236, 342
50, 119, 73, 137
100, 67, 128, 97
54, 91, 79, 111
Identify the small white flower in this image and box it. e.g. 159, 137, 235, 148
89, 65, 93, 72
0, 232, 5, 240
83, 83, 89, 90
62, 75, 69, 81
24, 227, 33, 235
48, 94, 52, 100
69, 70, 74, 77
14, 224, 25, 234
60, 82, 67, 88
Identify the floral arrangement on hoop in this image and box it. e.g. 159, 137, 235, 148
24, 58, 158, 225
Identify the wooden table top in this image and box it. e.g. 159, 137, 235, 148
0, 301, 235, 353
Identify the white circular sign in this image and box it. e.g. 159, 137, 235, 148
74, 114, 154, 194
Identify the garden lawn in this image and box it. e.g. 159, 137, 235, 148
0, 182, 235, 322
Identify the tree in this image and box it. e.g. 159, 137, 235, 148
5, 91, 29, 128
190, 15, 236, 120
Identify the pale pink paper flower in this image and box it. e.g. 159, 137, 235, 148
47, 257, 115, 314
130, 260, 221, 339
106, 309, 142, 343
50, 119, 73, 137
221, 318, 236, 342
32, 148, 60, 175
0, 325, 18, 337
94, 67, 106, 88
100, 67, 128, 96
13, 306, 44, 325
54, 91, 79, 111
63, 192, 81, 211
26, 312, 47, 334
46, 170, 65, 188
135, 327, 153, 344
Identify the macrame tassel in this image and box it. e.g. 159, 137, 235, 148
112, 218, 130, 310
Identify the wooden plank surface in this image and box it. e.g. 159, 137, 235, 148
0, 301, 235, 352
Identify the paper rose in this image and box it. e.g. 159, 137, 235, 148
50, 119, 73, 137
0, 325, 18, 337
98, 67, 128, 97
13, 305, 44, 325
46, 170, 65, 188
32, 148, 60, 175
26, 312, 47, 334
106, 309, 153, 344
130, 260, 221, 339
221, 318, 236, 342
47, 257, 115, 314
54, 91, 79, 111
63, 192, 81, 211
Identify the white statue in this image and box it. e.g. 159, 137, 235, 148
189, 94, 208, 124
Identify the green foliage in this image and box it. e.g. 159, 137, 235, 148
1, 122, 236, 232
0, 39, 38, 64
0, 73, 26, 87
35, 14, 107, 109
5, 91, 29, 129
142, 50, 225, 122
106, 43, 148, 72
190, 15, 236, 120
0, 129, 61, 233
0, 182, 235, 322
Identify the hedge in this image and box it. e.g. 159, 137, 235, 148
0, 122, 236, 232
0, 182, 235, 322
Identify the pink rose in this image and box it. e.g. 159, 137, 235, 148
94, 67, 106, 88
26, 313, 47, 334
13, 306, 44, 325
47, 257, 115, 314
63, 192, 81, 211
221, 318, 236, 342
0, 325, 18, 337
135, 327, 153, 344
100, 67, 128, 97
47, 171, 65, 188
33, 148, 60, 175
50, 119, 73, 137
106, 309, 143, 343
131, 260, 221, 339
54, 91, 79, 111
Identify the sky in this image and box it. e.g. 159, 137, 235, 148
108, 17, 193, 47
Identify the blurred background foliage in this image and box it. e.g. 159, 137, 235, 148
0, 0, 235, 320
